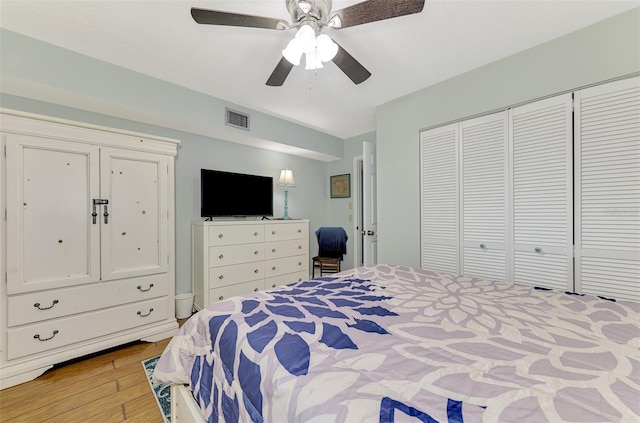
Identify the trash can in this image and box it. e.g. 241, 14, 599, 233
175, 293, 194, 319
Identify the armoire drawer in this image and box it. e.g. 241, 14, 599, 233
265, 256, 307, 278
265, 223, 307, 242
7, 297, 168, 360
208, 225, 264, 246
7, 274, 168, 327
265, 239, 308, 260
265, 271, 309, 290
209, 244, 264, 267
209, 262, 265, 288
209, 280, 263, 303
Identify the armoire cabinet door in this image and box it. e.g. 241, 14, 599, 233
510, 94, 574, 290
100, 148, 168, 280
420, 123, 459, 273
5, 135, 101, 294
460, 112, 508, 281
575, 77, 640, 301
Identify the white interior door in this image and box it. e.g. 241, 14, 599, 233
575, 76, 640, 301
510, 93, 574, 290
5, 134, 101, 294
100, 148, 168, 280
363, 142, 377, 265
460, 112, 509, 281
420, 123, 460, 273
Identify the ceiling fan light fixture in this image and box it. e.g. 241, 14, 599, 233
316, 34, 338, 62
305, 51, 324, 70
282, 38, 303, 65
295, 24, 317, 53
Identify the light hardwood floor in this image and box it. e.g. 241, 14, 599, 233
0, 320, 186, 423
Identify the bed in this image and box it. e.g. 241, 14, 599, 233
153, 265, 640, 422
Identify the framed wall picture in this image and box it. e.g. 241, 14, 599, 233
330, 174, 351, 198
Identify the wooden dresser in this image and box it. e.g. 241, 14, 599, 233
192, 220, 310, 309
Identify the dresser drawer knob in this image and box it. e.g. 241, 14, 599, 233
34, 299, 59, 310
254, 250, 259, 255
534, 247, 542, 253
254, 232, 258, 236
298, 262, 302, 266
298, 229, 302, 233
298, 245, 302, 249
137, 308, 154, 317
34, 330, 59, 341
480, 244, 486, 249
272, 266, 276, 271
254, 269, 259, 273
219, 295, 224, 300
272, 248, 276, 253
272, 284, 277, 288
219, 275, 224, 280
137, 284, 154, 292
254, 287, 259, 292
219, 254, 224, 259
272, 231, 276, 235
218, 233, 224, 238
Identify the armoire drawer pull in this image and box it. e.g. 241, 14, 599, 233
219, 254, 224, 259
254, 288, 259, 292
534, 247, 542, 253
34, 299, 59, 310
137, 283, 154, 292
137, 308, 154, 317
298, 261, 302, 266
254, 269, 259, 273
298, 229, 302, 233
219, 275, 224, 280
272, 248, 276, 253
272, 231, 276, 235
272, 284, 277, 288
272, 266, 276, 271
254, 232, 258, 236
480, 244, 486, 249
218, 233, 224, 238
298, 245, 302, 249
219, 296, 224, 300
254, 251, 259, 255
34, 330, 59, 341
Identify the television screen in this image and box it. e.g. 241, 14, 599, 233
201, 169, 273, 217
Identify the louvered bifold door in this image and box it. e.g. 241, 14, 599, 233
420, 123, 459, 274
575, 77, 640, 301
460, 112, 509, 281
510, 94, 573, 290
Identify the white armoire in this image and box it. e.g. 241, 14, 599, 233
0, 110, 180, 389
420, 76, 639, 301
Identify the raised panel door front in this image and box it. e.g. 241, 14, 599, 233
5, 134, 100, 294
100, 148, 168, 280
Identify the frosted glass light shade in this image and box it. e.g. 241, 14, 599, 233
282, 39, 302, 65
278, 169, 296, 186
316, 34, 338, 62
296, 24, 317, 54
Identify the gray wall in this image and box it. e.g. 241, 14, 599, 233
376, 8, 640, 268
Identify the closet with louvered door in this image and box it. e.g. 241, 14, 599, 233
574, 77, 640, 302
510, 94, 574, 290
460, 112, 509, 281
419, 123, 459, 273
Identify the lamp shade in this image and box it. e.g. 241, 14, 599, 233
278, 169, 296, 186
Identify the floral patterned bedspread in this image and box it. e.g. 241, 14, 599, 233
153, 265, 640, 422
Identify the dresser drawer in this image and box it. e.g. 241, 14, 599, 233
209, 244, 264, 267
265, 222, 307, 242
265, 271, 309, 289
208, 225, 264, 246
209, 262, 264, 287
7, 274, 168, 327
7, 297, 168, 360
265, 239, 308, 260
209, 280, 263, 303
265, 255, 307, 278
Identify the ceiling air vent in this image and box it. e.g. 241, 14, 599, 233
225, 108, 250, 131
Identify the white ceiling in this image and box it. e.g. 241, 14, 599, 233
1, 0, 638, 139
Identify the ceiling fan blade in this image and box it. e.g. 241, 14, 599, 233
332, 44, 371, 85
191, 8, 288, 30
331, 0, 425, 29
266, 57, 295, 86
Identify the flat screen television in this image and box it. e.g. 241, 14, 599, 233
201, 169, 273, 218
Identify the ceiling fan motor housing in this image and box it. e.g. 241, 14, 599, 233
287, 0, 332, 26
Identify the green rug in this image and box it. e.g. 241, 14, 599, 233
142, 356, 171, 423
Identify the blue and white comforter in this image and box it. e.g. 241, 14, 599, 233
154, 265, 640, 422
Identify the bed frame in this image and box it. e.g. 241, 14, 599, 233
171, 384, 206, 422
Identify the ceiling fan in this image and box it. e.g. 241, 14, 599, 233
191, 0, 426, 86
